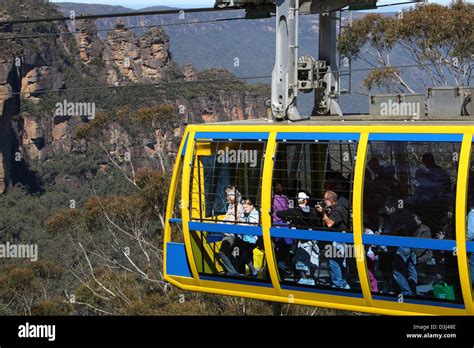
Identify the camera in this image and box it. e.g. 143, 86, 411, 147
317, 200, 331, 214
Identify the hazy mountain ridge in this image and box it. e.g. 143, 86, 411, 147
54, 3, 406, 114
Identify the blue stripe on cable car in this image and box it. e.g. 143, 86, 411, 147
362, 234, 456, 251
368, 133, 463, 142
200, 275, 273, 288
281, 284, 364, 298
166, 242, 192, 278
189, 221, 263, 236
372, 295, 465, 309
466, 242, 474, 253
276, 132, 360, 141
194, 132, 269, 140
181, 132, 189, 157
270, 227, 354, 243
169, 218, 182, 224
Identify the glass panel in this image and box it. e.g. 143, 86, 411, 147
363, 140, 462, 304
271, 140, 360, 292
467, 142, 474, 292
364, 141, 459, 236
169, 161, 184, 243
190, 141, 266, 223
272, 141, 356, 231
272, 237, 362, 293
366, 243, 462, 304
189, 140, 268, 282
190, 230, 271, 282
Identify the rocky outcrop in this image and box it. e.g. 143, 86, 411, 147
172, 90, 268, 124
74, 19, 105, 64
103, 21, 173, 84
21, 66, 52, 102
22, 114, 45, 160
138, 28, 172, 81
183, 64, 198, 82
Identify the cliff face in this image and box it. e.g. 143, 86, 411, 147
0, 5, 269, 193
0, 56, 14, 194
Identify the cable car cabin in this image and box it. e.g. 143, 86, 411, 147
163, 118, 474, 316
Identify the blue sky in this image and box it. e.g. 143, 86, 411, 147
51, 0, 455, 10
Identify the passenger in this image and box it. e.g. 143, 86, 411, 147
367, 158, 383, 180
276, 191, 321, 228
237, 199, 259, 278
377, 199, 418, 293
223, 184, 244, 222
410, 168, 434, 205
419, 153, 452, 231
277, 191, 321, 286
413, 214, 433, 268
378, 198, 418, 237
272, 184, 294, 278
421, 153, 451, 197
435, 220, 462, 300
272, 183, 290, 226
316, 191, 349, 231
413, 213, 434, 280
393, 246, 417, 296
364, 226, 379, 292
376, 164, 400, 198
219, 185, 244, 276
364, 158, 383, 230
324, 172, 350, 210
316, 190, 350, 289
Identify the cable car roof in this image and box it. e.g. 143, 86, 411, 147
198, 115, 474, 126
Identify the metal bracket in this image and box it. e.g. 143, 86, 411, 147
271, 0, 301, 121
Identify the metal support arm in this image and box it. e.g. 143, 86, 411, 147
271, 0, 301, 121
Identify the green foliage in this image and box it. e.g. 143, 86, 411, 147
338, 2, 474, 91
0, 261, 70, 315
363, 67, 400, 92
31, 300, 73, 316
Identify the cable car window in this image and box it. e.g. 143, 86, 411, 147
272, 141, 356, 231
189, 140, 269, 282
271, 140, 361, 293
190, 141, 265, 224
363, 140, 462, 304
467, 143, 474, 292
364, 141, 460, 238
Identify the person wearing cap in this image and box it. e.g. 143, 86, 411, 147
276, 191, 321, 228
276, 191, 322, 285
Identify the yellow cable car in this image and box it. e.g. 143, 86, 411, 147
164, 119, 474, 316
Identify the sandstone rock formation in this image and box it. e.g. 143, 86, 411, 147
74, 19, 105, 64
103, 21, 173, 84
0, 7, 269, 194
